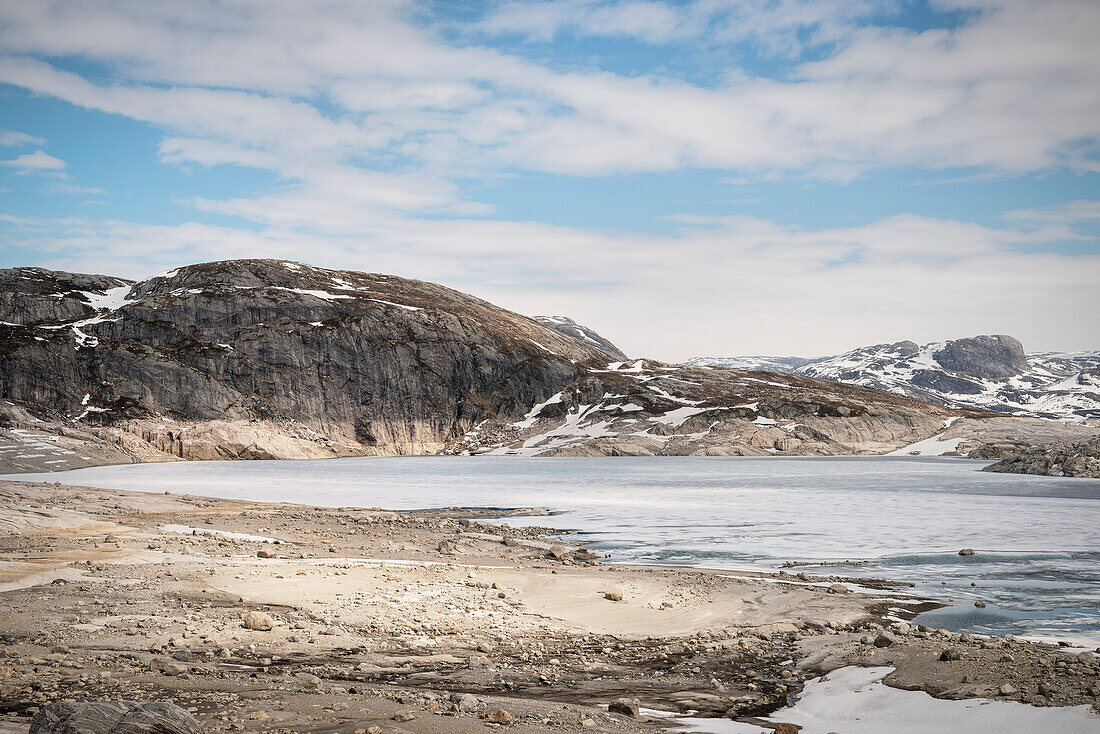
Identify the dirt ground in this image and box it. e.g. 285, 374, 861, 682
0, 479, 1097, 733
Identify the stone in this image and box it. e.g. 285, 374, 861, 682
502, 536, 518, 547
974, 600, 986, 608
774, 724, 799, 734
999, 683, 1017, 695
939, 648, 962, 661
958, 548, 975, 556
548, 544, 568, 560
604, 591, 623, 602
437, 539, 458, 555
257, 548, 275, 558
608, 698, 640, 717
1077, 651, 1095, 664
873, 632, 898, 648
295, 672, 322, 688
827, 584, 848, 594
30, 701, 200, 734
392, 712, 415, 722
243, 611, 274, 631
487, 709, 514, 725
1038, 683, 1059, 697
455, 694, 479, 713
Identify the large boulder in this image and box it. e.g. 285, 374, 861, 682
30, 701, 200, 734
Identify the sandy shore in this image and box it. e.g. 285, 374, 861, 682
0, 479, 1098, 733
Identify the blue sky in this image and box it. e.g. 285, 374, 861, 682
0, 0, 1097, 358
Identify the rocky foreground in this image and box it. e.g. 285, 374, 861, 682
0, 481, 1098, 733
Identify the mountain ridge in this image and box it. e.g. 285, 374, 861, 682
687, 335, 1100, 422
1, 261, 1096, 471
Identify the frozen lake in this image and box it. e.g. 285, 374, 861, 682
18, 455, 1100, 645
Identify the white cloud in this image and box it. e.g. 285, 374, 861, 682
480, 0, 888, 55
0, 150, 66, 173
0, 0, 1095, 180
0, 130, 45, 147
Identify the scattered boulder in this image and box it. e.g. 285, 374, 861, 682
827, 584, 848, 594
774, 724, 800, 734
608, 698, 640, 717
939, 648, 962, 661
256, 548, 275, 558
392, 712, 415, 722
548, 544, 568, 560
873, 632, 898, 648
243, 611, 274, 631
488, 709, 514, 725
437, 539, 458, 555
999, 683, 1017, 695
958, 548, 975, 556
455, 694, 479, 713
974, 600, 987, 608
30, 701, 200, 734
604, 591, 623, 602
295, 672, 322, 688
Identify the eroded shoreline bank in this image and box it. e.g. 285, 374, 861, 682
1, 480, 1098, 733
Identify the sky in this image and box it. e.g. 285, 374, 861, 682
0, 0, 1097, 360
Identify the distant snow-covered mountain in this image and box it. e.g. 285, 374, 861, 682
686, 335, 1100, 422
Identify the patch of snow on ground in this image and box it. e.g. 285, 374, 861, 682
650, 406, 712, 427
162, 525, 284, 544
675, 666, 1100, 734
512, 392, 565, 430
368, 298, 421, 311
886, 433, 965, 456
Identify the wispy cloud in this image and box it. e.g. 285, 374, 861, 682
43, 181, 107, 195
0, 150, 66, 173
0, 130, 46, 147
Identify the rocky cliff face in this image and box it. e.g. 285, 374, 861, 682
687, 336, 1100, 422
533, 316, 627, 361
0, 260, 610, 468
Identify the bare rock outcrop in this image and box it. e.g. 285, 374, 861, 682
0, 259, 610, 468
981, 436, 1100, 478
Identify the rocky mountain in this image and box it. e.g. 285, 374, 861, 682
1, 262, 1095, 471
533, 316, 627, 361
686, 336, 1100, 422
449, 359, 983, 457
0, 260, 610, 469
